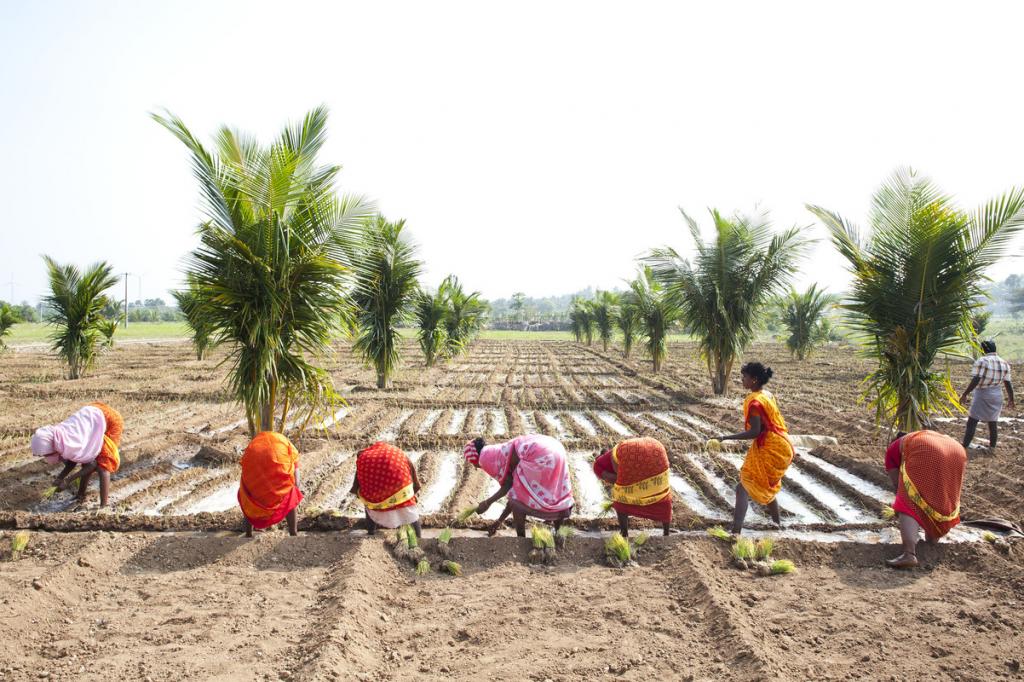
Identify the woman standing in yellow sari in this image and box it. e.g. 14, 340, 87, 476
715, 362, 794, 535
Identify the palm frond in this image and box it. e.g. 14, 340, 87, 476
807, 168, 1024, 430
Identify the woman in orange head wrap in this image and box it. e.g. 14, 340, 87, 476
237, 432, 303, 537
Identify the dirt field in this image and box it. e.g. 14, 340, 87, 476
1, 339, 1022, 681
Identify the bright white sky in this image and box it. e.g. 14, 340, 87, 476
2, 1, 1022, 305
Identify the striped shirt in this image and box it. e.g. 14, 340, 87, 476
971, 353, 1011, 388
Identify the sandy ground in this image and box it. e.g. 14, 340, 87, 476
1, 531, 1021, 681
1, 339, 1023, 680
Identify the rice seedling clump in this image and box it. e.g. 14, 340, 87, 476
770, 559, 796, 575
605, 532, 634, 568
441, 560, 462, 577
707, 526, 731, 541
10, 531, 30, 561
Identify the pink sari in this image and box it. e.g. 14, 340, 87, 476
479, 434, 574, 515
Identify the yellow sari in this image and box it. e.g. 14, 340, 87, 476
738, 390, 794, 505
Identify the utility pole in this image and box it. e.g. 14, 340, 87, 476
121, 272, 132, 328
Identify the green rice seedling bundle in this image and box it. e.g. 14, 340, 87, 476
600, 499, 615, 515
437, 527, 454, 558
304, 505, 323, 518
881, 506, 896, 520
441, 560, 462, 577
705, 438, 722, 453
633, 532, 650, 549
754, 538, 774, 561
555, 524, 574, 549
730, 538, 754, 569
770, 559, 796, 575
982, 531, 998, 543
10, 531, 30, 560
605, 532, 633, 567
457, 507, 477, 523
529, 524, 556, 564
40, 486, 59, 501
707, 526, 731, 541
404, 525, 425, 563
415, 558, 431, 576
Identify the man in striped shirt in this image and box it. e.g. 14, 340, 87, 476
960, 340, 1015, 451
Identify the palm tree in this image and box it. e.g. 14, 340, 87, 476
351, 215, 422, 388
807, 168, 1024, 431
443, 276, 487, 357
591, 290, 619, 352
172, 283, 215, 361
646, 209, 808, 393
0, 303, 18, 349
153, 107, 374, 434
777, 284, 838, 360
413, 285, 449, 367
623, 267, 680, 372
97, 318, 119, 348
42, 257, 119, 379
615, 297, 639, 358
568, 297, 592, 344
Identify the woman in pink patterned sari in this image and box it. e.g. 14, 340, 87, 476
464, 434, 574, 536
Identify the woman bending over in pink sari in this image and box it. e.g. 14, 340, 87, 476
464, 434, 574, 536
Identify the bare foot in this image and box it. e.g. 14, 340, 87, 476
885, 553, 919, 569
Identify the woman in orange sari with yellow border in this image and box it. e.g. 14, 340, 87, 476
592, 437, 672, 536
715, 362, 794, 535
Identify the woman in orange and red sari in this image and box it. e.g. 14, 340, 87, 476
592, 437, 672, 537
350, 441, 422, 537
883, 430, 967, 569
714, 362, 794, 535
30, 402, 124, 507
238, 431, 303, 537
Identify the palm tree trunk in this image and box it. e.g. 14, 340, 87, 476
377, 369, 388, 389
278, 391, 290, 433
712, 359, 729, 395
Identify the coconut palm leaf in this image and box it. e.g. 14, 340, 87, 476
568, 297, 594, 345
615, 297, 639, 358
42, 257, 118, 379
351, 215, 423, 388
622, 267, 679, 372
172, 281, 217, 360
442, 276, 487, 357
777, 284, 838, 360
646, 209, 809, 393
414, 286, 449, 367
591, 291, 619, 352
807, 168, 1024, 431
153, 107, 374, 434
0, 303, 18, 349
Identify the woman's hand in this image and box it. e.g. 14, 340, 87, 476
486, 522, 501, 537
476, 500, 492, 515
53, 476, 67, 491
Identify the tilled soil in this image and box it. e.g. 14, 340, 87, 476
0, 530, 1021, 681
2, 339, 1023, 680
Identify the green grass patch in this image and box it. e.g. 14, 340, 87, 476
7, 322, 190, 345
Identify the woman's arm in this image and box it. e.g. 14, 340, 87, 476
1006, 379, 1016, 411
719, 415, 762, 442
476, 452, 518, 513
54, 461, 76, 487
487, 502, 513, 536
